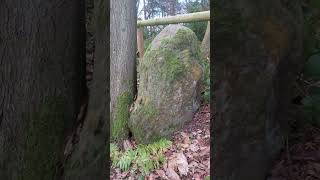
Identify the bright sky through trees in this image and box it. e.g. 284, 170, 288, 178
137, 0, 197, 19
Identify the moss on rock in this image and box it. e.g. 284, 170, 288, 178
160, 50, 185, 83
129, 100, 161, 143
135, 100, 157, 119
130, 25, 203, 144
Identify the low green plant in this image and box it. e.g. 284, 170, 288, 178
110, 138, 172, 175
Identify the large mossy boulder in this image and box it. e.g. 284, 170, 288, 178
129, 24, 204, 144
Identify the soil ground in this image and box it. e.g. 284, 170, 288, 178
267, 125, 320, 180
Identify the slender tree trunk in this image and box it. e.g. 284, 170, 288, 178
169, 0, 176, 16
212, 0, 303, 179
143, 0, 147, 20
0, 0, 84, 179
62, 0, 109, 179
201, 21, 210, 59
110, 0, 137, 142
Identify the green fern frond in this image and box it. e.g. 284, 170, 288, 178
109, 138, 172, 175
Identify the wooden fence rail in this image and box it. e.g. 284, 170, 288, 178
137, 11, 210, 58
137, 11, 210, 27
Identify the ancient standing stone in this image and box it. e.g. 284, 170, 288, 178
129, 24, 204, 144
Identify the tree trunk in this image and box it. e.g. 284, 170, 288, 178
0, 0, 84, 179
201, 21, 210, 59
62, 0, 109, 179
212, 0, 304, 180
110, 0, 137, 142
169, 0, 176, 16
85, 0, 96, 89
143, 0, 147, 20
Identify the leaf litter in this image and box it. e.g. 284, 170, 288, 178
110, 104, 210, 179
267, 126, 320, 180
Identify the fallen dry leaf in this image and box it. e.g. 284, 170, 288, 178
174, 153, 189, 176
166, 168, 181, 180
123, 140, 133, 150
156, 170, 168, 179
199, 147, 210, 156
181, 132, 190, 144
118, 171, 129, 178
148, 173, 155, 180
194, 174, 201, 180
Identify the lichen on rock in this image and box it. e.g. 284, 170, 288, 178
129, 24, 203, 144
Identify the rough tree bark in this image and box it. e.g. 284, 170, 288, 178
212, 0, 304, 179
85, 0, 96, 89
62, 0, 109, 179
110, 0, 137, 142
0, 0, 84, 179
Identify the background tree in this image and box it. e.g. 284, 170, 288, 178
184, 0, 209, 40
140, 0, 209, 49
110, 0, 137, 142
212, 0, 304, 179
0, 0, 85, 179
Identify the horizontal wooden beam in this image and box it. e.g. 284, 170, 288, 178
137, 11, 210, 27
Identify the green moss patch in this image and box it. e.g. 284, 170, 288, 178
161, 50, 185, 83
136, 100, 157, 119
111, 92, 133, 141
130, 100, 158, 143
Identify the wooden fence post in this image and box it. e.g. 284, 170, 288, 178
137, 26, 144, 58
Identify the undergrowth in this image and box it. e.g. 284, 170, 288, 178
110, 138, 172, 175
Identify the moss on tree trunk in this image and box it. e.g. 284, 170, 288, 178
111, 92, 133, 141
110, 0, 137, 142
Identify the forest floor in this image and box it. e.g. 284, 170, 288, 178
110, 104, 210, 180
268, 125, 320, 180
